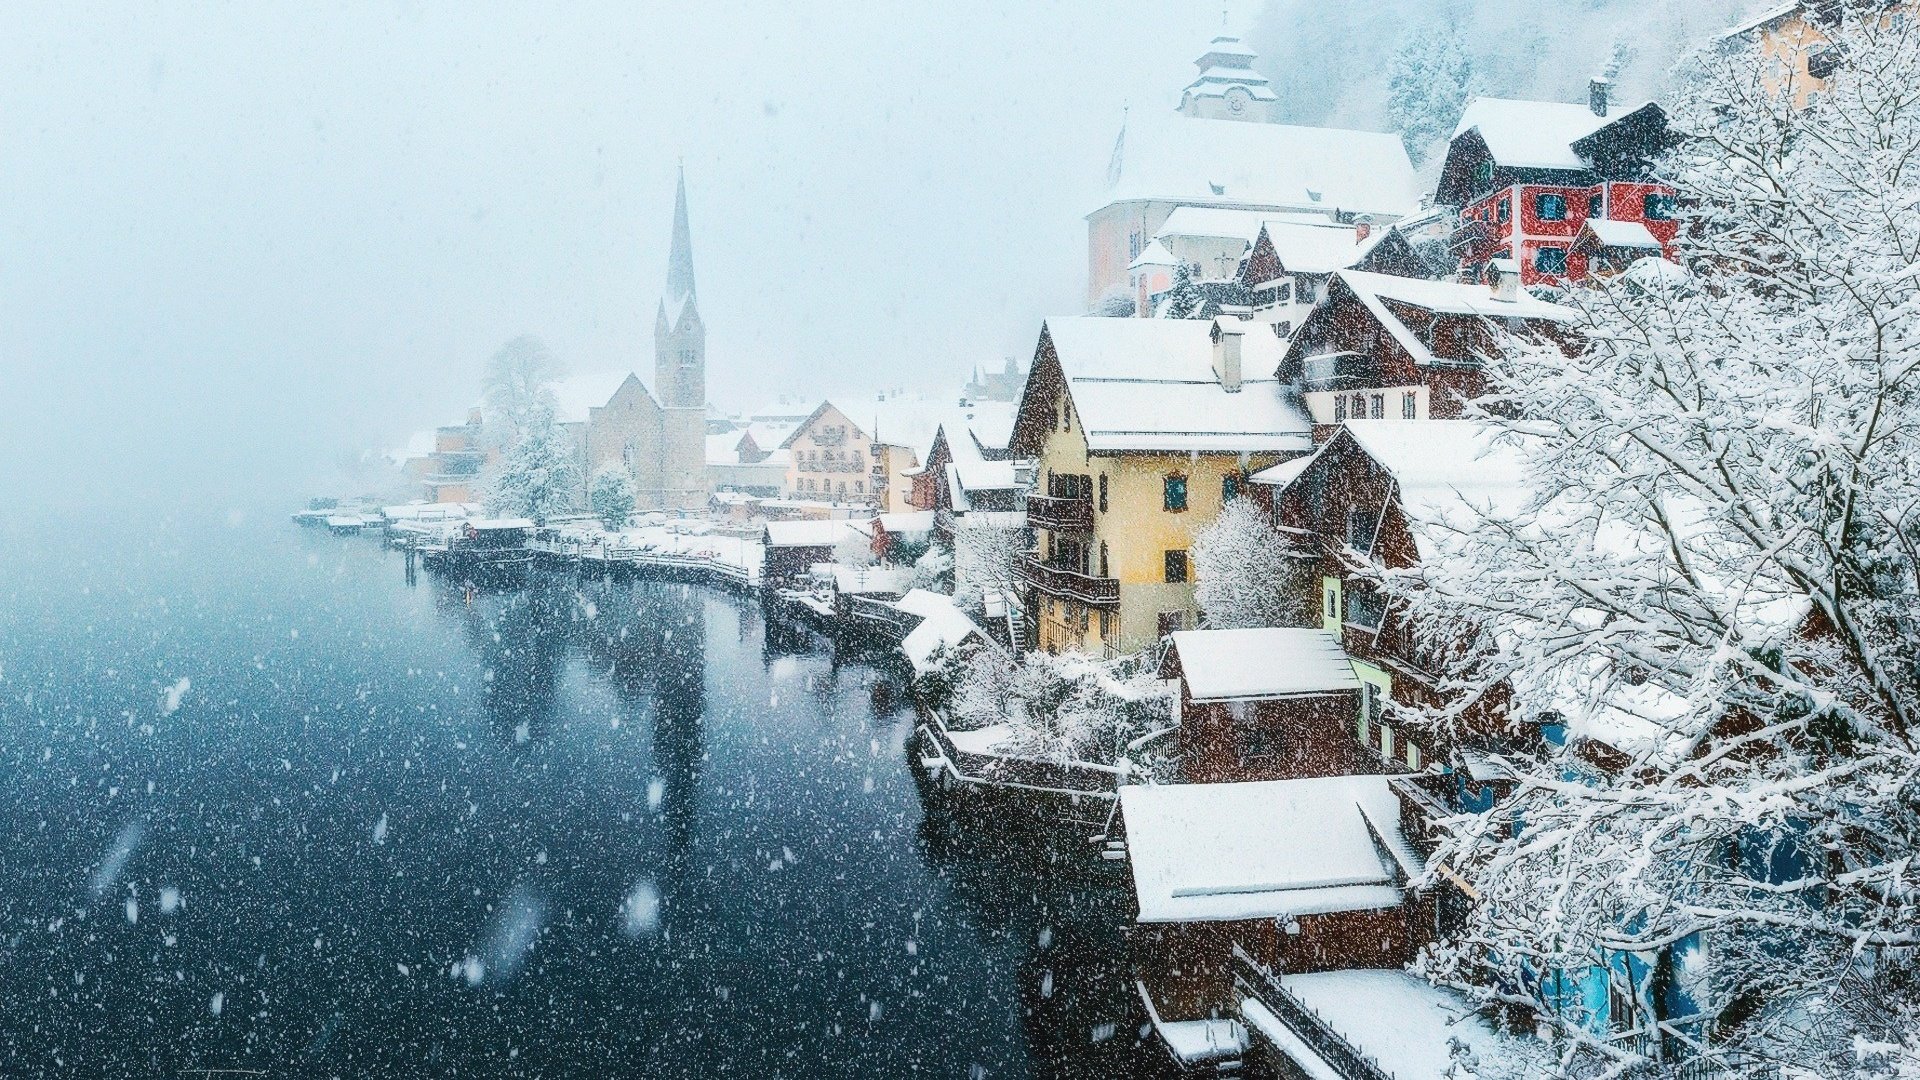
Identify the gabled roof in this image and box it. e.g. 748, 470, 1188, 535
1027, 316, 1312, 455
1098, 114, 1419, 220
1258, 220, 1375, 276
941, 403, 1021, 493
1307, 269, 1575, 370
1451, 97, 1658, 172
552, 371, 654, 424
1166, 628, 1360, 701
1120, 775, 1423, 923
1129, 238, 1182, 270
778, 401, 866, 449
1341, 421, 1535, 561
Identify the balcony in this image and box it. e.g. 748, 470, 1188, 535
1022, 555, 1119, 606
1025, 493, 1094, 532
1301, 351, 1369, 391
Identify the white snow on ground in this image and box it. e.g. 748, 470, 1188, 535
1240, 997, 1343, 1080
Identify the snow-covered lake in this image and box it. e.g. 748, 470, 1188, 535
0, 514, 1146, 1076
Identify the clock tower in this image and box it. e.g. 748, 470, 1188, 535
1177, 31, 1279, 123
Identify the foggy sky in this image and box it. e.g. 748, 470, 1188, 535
0, 1, 1754, 511
0, 2, 1234, 509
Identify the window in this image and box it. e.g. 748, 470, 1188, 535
1347, 507, 1378, 553
1236, 704, 1279, 762
1351, 393, 1366, 418
1097, 473, 1108, 513
1334, 396, 1348, 421
1474, 159, 1494, 189
1497, 196, 1510, 224
1098, 542, 1109, 577
1807, 44, 1841, 80
1535, 247, 1569, 276
1536, 193, 1567, 221
1223, 474, 1241, 503
1325, 583, 1339, 622
1276, 282, 1292, 305
1369, 394, 1384, 420
1163, 474, 1188, 512
1347, 583, 1386, 630
1060, 403, 1071, 432
1401, 391, 1417, 419
1644, 193, 1677, 221
1164, 550, 1189, 583
854, 482, 864, 493
679, 348, 696, 369
1588, 193, 1604, 218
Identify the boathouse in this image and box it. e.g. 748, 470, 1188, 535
1160, 627, 1374, 783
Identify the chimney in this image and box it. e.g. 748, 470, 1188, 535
1354, 214, 1373, 244
1589, 76, 1612, 117
1211, 317, 1245, 393
1488, 259, 1520, 302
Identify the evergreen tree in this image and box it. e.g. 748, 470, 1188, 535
1161, 263, 1203, 320
1385, 23, 1474, 166
588, 464, 636, 529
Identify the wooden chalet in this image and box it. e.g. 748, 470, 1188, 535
1275, 269, 1575, 436
1160, 627, 1378, 783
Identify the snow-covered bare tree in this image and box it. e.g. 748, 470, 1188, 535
1191, 497, 1309, 629
832, 528, 876, 569
1385, 21, 1474, 165
588, 464, 636, 529
484, 401, 581, 524
952, 521, 1028, 613
483, 336, 563, 441
1387, 12, 1920, 1074
1093, 284, 1136, 318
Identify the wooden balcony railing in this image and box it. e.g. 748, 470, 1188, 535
1022, 555, 1119, 606
1025, 494, 1094, 532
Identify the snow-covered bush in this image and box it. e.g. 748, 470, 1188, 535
1386, 14, 1920, 1073
1191, 497, 1310, 628
832, 528, 876, 569
940, 646, 1170, 764
908, 545, 953, 593
588, 465, 636, 529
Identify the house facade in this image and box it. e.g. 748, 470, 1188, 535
1275, 269, 1575, 435
779, 402, 873, 504
1436, 89, 1677, 286
1012, 317, 1311, 655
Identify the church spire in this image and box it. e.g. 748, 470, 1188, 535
666, 164, 697, 306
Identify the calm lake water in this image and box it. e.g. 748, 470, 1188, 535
0, 513, 1158, 1078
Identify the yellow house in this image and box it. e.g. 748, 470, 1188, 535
1011, 316, 1312, 655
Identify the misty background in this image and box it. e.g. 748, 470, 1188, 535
0, 0, 1751, 513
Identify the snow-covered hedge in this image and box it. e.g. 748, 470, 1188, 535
925, 644, 1171, 765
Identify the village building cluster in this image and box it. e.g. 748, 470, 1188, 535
341, 5, 1914, 1077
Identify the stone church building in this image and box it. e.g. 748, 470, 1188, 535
580, 168, 711, 512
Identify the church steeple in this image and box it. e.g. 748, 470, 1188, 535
665, 164, 697, 310
654, 166, 705, 411
1178, 24, 1279, 122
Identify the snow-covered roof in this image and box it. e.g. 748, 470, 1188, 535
1168, 628, 1360, 701
900, 593, 990, 675
1100, 114, 1419, 220
1041, 316, 1312, 454
1332, 269, 1575, 368
1070, 379, 1314, 454
1046, 315, 1287, 383
831, 565, 913, 596
1261, 220, 1374, 276
1281, 970, 1509, 1080
380, 501, 482, 521
1156, 206, 1330, 243
467, 518, 535, 531
1248, 452, 1315, 488
865, 393, 946, 455
1452, 96, 1653, 171
875, 510, 936, 535
1121, 776, 1422, 924
1342, 421, 1535, 560
551, 371, 647, 424
705, 431, 744, 465
1580, 218, 1663, 250
1129, 238, 1182, 270
763, 519, 864, 549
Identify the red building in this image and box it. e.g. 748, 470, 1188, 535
1437, 81, 1677, 285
